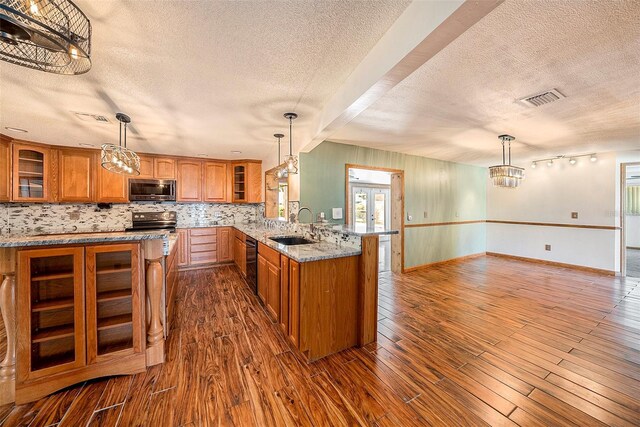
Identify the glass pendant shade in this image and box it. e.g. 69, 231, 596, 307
101, 113, 140, 176
283, 112, 299, 175
489, 134, 524, 188
272, 133, 288, 179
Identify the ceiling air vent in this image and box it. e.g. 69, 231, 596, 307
73, 112, 111, 124
518, 89, 565, 107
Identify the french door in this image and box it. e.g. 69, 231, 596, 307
352, 186, 390, 240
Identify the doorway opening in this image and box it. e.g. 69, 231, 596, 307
622, 162, 640, 277
345, 165, 404, 274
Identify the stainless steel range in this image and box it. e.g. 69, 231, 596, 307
126, 211, 177, 232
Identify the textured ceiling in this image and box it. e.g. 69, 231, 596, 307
0, 0, 409, 160
330, 0, 640, 166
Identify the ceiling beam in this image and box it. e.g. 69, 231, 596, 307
300, 0, 504, 153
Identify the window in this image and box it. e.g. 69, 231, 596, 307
627, 185, 640, 215
278, 182, 288, 221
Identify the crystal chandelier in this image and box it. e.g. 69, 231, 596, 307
272, 133, 288, 179
101, 113, 140, 176
0, 0, 92, 75
489, 134, 524, 188
283, 112, 298, 174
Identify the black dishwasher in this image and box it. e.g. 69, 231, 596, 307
245, 236, 257, 293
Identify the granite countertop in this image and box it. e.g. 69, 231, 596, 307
318, 224, 399, 237
233, 224, 361, 263
0, 230, 170, 249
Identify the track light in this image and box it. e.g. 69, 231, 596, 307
547, 160, 553, 167
531, 162, 537, 169
569, 158, 576, 165
590, 154, 597, 162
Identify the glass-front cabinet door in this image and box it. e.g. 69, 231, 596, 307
12, 143, 49, 202
85, 244, 143, 364
17, 247, 86, 382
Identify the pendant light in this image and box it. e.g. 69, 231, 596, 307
488, 134, 524, 188
0, 0, 92, 74
273, 133, 288, 179
283, 112, 299, 174
101, 113, 140, 176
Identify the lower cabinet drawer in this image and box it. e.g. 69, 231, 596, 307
190, 250, 217, 265
190, 243, 217, 253
189, 228, 217, 237
190, 235, 217, 245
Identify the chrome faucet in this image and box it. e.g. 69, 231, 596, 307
297, 207, 319, 240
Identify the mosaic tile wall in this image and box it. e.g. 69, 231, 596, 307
0, 202, 259, 235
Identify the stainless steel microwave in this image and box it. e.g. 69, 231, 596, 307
129, 179, 176, 201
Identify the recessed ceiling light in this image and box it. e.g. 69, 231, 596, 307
230, 150, 242, 154
5, 126, 28, 133
79, 143, 95, 147
197, 154, 208, 157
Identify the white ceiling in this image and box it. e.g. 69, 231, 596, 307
0, 0, 410, 160
329, 0, 640, 166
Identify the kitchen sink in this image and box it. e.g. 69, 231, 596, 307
269, 236, 316, 246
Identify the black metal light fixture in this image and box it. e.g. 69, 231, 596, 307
101, 113, 140, 176
283, 112, 299, 175
0, 0, 91, 74
272, 133, 288, 179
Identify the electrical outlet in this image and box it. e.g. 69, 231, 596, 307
571, 212, 578, 219
407, 213, 413, 221
545, 244, 551, 251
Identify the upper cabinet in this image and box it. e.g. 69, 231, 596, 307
58, 149, 94, 202
3, 135, 260, 204
176, 160, 202, 202
137, 155, 154, 179
12, 142, 49, 202
232, 162, 261, 203
96, 160, 128, 203
154, 158, 176, 179
0, 137, 10, 202
203, 161, 227, 202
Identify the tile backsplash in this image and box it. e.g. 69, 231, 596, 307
0, 202, 259, 235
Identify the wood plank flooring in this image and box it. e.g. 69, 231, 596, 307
2, 255, 640, 426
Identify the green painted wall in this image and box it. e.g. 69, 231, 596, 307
300, 141, 487, 268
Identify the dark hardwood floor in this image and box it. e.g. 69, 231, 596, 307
2, 255, 640, 426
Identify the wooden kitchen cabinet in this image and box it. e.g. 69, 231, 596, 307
154, 157, 176, 179
257, 243, 280, 321
257, 254, 268, 303
234, 236, 247, 277
15, 243, 147, 403
203, 161, 227, 202
232, 162, 261, 203
85, 244, 143, 364
217, 227, 233, 262
279, 256, 290, 334
0, 137, 10, 201
12, 142, 49, 202
188, 228, 217, 265
96, 159, 128, 203
288, 259, 300, 347
177, 229, 189, 268
58, 149, 94, 202
17, 247, 86, 383
136, 155, 155, 179
165, 236, 179, 332
177, 160, 202, 202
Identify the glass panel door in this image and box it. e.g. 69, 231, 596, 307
17, 149, 45, 199
353, 189, 368, 233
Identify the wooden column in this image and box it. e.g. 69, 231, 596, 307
143, 240, 165, 366
358, 235, 379, 346
0, 248, 16, 405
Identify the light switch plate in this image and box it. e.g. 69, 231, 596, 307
407, 213, 413, 221
424, 211, 428, 218
545, 244, 551, 251
571, 212, 578, 219
332, 208, 343, 220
